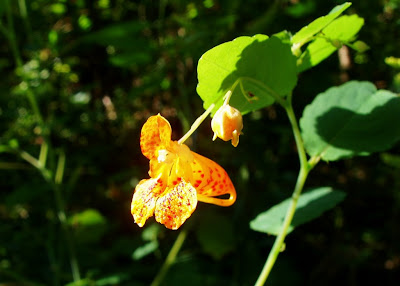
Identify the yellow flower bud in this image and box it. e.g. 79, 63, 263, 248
211, 104, 243, 147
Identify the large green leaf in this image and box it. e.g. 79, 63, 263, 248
297, 15, 364, 72
197, 34, 297, 115
291, 2, 351, 45
250, 187, 346, 235
300, 81, 400, 161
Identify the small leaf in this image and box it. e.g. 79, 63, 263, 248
109, 52, 152, 68
381, 153, 400, 169
297, 38, 336, 73
197, 35, 297, 115
322, 15, 364, 42
132, 240, 159, 260
69, 209, 108, 244
291, 2, 351, 45
349, 40, 370, 52
80, 21, 147, 48
297, 15, 364, 72
250, 187, 346, 235
300, 81, 400, 161
142, 223, 162, 241
95, 273, 129, 286
385, 56, 400, 69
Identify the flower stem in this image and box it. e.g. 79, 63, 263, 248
255, 94, 317, 286
151, 229, 188, 286
178, 103, 215, 144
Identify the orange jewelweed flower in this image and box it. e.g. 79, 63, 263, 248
131, 114, 236, 230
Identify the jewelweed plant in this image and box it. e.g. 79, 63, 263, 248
2, 1, 400, 285
146, 2, 400, 285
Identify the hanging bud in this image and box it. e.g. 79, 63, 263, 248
211, 104, 243, 147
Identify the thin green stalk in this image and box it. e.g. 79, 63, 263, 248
151, 229, 188, 286
254, 166, 309, 286
255, 96, 317, 286
39, 141, 49, 167
285, 93, 308, 169
178, 103, 215, 144
19, 149, 52, 181
18, 0, 32, 43
4, 0, 23, 67
54, 153, 81, 282
55, 150, 65, 185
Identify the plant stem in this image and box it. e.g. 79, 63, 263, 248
255, 95, 316, 286
18, 0, 33, 43
54, 152, 81, 282
151, 229, 188, 286
4, 0, 23, 67
254, 166, 309, 286
285, 93, 308, 169
178, 103, 215, 144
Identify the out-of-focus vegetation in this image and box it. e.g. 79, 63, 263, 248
1, 0, 400, 285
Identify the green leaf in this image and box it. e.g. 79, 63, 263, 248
196, 212, 236, 259
385, 56, 400, 69
349, 40, 370, 52
95, 273, 129, 286
297, 15, 364, 72
109, 52, 152, 68
381, 153, 400, 169
69, 209, 108, 244
291, 2, 352, 45
300, 81, 400, 161
323, 15, 364, 42
80, 21, 147, 48
297, 38, 336, 73
132, 240, 159, 260
250, 187, 346, 235
197, 35, 297, 115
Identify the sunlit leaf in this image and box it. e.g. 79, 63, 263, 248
300, 81, 400, 161
297, 15, 364, 72
197, 35, 297, 115
291, 2, 351, 45
250, 187, 346, 235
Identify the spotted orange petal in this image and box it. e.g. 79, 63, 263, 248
190, 152, 236, 207
140, 114, 172, 160
154, 180, 197, 230
131, 178, 166, 227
